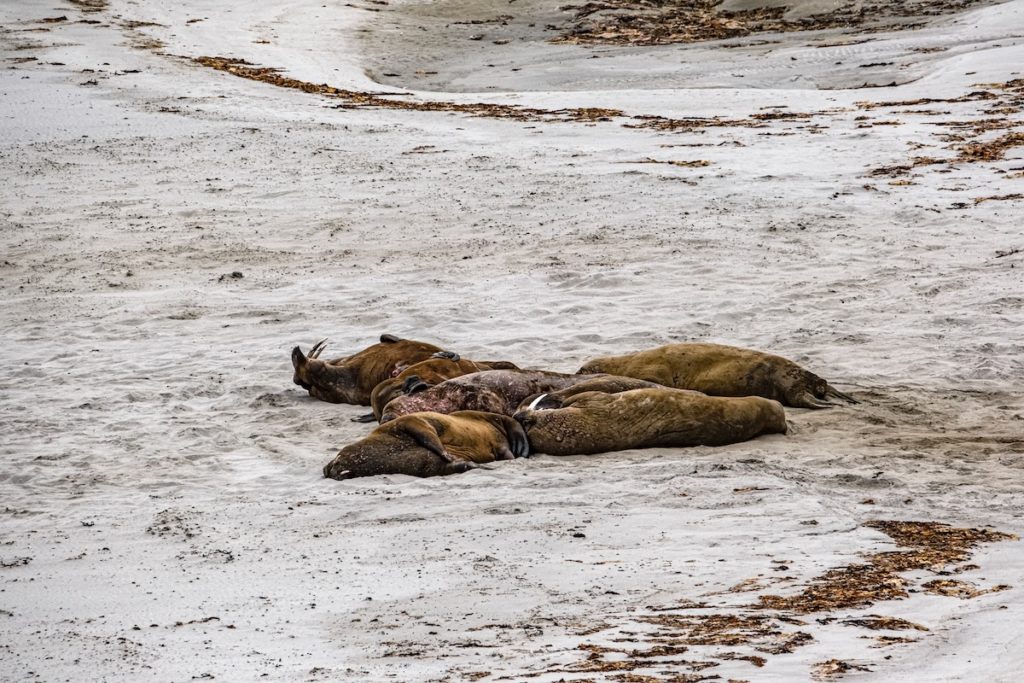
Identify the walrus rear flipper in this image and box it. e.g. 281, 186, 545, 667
431, 350, 461, 362
447, 461, 495, 474
826, 385, 859, 404
402, 375, 432, 395
351, 413, 377, 423
380, 334, 402, 343
793, 391, 835, 409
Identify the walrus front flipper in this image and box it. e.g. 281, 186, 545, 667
351, 413, 377, 423
402, 419, 455, 463
380, 334, 402, 344
826, 385, 859, 404
504, 416, 531, 459
431, 350, 461, 362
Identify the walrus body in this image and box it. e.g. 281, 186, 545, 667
577, 343, 857, 409
378, 370, 609, 423
370, 356, 521, 421
323, 411, 529, 479
514, 388, 788, 456
516, 375, 662, 412
291, 334, 442, 405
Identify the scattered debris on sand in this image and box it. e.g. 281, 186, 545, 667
550, 0, 995, 46
758, 521, 1016, 613
193, 56, 622, 123
812, 658, 872, 680
506, 521, 1015, 682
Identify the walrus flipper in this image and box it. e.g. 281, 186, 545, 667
431, 350, 461, 362
792, 391, 835, 409
505, 417, 531, 459
403, 421, 455, 463
380, 334, 402, 343
402, 375, 432, 395
826, 385, 859, 404
351, 413, 377, 423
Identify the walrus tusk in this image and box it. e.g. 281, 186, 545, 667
308, 338, 328, 359
526, 394, 548, 411
827, 386, 859, 404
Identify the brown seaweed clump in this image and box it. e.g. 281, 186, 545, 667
757, 521, 1017, 613
193, 56, 622, 123
551, 0, 992, 47
812, 659, 872, 680
506, 521, 1014, 682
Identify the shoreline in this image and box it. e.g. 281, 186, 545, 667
356, 0, 1018, 93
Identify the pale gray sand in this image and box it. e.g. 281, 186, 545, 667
1, 0, 1024, 681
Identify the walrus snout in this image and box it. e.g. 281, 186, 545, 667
291, 346, 309, 388
323, 458, 353, 480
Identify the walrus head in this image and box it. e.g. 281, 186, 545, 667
291, 338, 328, 390
291, 340, 358, 404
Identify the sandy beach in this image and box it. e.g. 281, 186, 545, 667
1, 0, 1023, 680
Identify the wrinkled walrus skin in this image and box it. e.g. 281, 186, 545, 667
514, 388, 788, 456
323, 411, 530, 479
378, 370, 610, 423
369, 356, 521, 421
291, 334, 443, 405
577, 342, 858, 409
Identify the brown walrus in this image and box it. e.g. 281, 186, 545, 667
366, 353, 521, 422
514, 387, 788, 456
291, 334, 443, 405
323, 410, 529, 479
577, 342, 858, 409
378, 369, 615, 423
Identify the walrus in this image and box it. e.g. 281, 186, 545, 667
291, 334, 443, 405
577, 342, 858, 409
378, 369, 616, 423
366, 354, 521, 422
322, 410, 529, 479
514, 387, 788, 456
516, 375, 663, 413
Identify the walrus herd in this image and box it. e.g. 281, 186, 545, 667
292, 334, 858, 480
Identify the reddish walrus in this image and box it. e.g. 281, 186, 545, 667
291, 334, 443, 405
577, 342, 858, 409
378, 370, 618, 423
322, 410, 529, 479
514, 387, 788, 456
366, 353, 521, 422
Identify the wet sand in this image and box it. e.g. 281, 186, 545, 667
358, 0, 1013, 92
